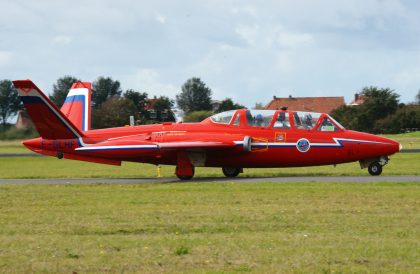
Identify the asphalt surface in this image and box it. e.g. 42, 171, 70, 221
0, 175, 419, 185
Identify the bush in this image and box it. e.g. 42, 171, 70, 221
374, 105, 420, 134
0, 127, 39, 140
183, 110, 213, 122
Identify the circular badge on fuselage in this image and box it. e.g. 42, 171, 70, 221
296, 138, 310, 153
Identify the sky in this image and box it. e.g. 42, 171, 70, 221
1, 0, 420, 108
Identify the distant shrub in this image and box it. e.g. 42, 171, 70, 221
374, 105, 420, 134
183, 111, 213, 122
0, 127, 39, 140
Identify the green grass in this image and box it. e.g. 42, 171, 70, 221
381, 132, 420, 149
0, 152, 419, 179
0, 140, 33, 154
0, 182, 418, 273
0, 132, 419, 179
382, 131, 420, 138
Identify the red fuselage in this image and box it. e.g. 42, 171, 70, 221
23, 109, 400, 169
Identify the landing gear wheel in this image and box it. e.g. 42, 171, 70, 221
368, 162, 382, 176
222, 167, 241, 178
176, 166, 195, 180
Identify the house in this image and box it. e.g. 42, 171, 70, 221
265, 95, 345, 113
15, 109, 34, 129
211, 100, 221, 112
143, 97, 176, 122
349, 93, 366, 106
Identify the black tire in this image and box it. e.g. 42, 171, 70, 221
222, 167, 241, 178
368, 162, 382, 176
176, 166, 195, 180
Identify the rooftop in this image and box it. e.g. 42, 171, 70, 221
265, 96, 345, 114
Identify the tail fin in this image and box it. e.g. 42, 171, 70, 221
13, 80, 84, 140
60, 82, 91, 131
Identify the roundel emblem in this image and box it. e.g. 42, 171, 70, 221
296, 138, 310, 152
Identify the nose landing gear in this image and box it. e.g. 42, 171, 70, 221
368, 162, 382, 176
361, 156, 389, 176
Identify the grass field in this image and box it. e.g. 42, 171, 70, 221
0, 153, 420, 179
0, 140, 30, 154
0, 152, 419, 179
0, 134, 419, 273
0, 182, 418, 273
382, 131, 420, 149
0, 133, 419, 179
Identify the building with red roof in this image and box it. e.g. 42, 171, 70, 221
265, 95, 345, 113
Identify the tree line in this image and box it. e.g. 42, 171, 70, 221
0, 76, 244, 131
1, 76, 419, 134
331, 87, 420, 134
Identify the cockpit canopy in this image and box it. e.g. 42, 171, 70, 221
209, 109, 344, 131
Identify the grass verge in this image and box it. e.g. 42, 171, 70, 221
0, 182, 418, 273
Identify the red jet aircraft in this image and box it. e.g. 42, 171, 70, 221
13, 80, 401, 180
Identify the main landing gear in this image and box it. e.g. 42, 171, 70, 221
222, 167, 242, 178
176, 166, 195, 180
175, 151, 195, 180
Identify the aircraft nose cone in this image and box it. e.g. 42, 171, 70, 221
389, 140, 401, 154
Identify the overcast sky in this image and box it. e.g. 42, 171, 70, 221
1, 0, 419, 107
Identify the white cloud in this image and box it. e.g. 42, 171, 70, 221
122, 69, 179, 98
236, 24, 314, 50
1, 0, 420, 107
235, 25, 260, 47
395, 67, 420, 87
0, 51, 13, 66
277, 32, 314, 48
52, 35, 73, 45
155, 14, 166, 24
231, 5, 256, 17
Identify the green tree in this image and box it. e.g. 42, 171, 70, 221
176, 78, 212, 114
330, 105, 359, 130
416, 90, 420, 104
153, 96, 175, 122
331, 86, 400, 133
50, 76, 80, 107
124, 89, 148, 118
91, 97, 137, 129
357, 86, 400, 132
0, 80, 22, 128
92, 77, 122, 107
374, 105, 420, 133
217, 98, 245, 113
183, 110, 213, 122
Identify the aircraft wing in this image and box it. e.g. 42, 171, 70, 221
76, 133, 246, 152
153, 132, 245, 150
157, 140, 236, 149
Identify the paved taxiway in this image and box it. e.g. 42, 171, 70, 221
0, 176, 419, 184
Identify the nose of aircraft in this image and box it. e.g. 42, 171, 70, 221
379, 136, 401, 155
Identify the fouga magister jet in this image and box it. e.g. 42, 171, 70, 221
13, 80, 401, 180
